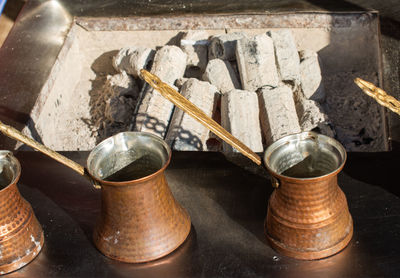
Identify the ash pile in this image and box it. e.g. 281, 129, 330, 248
92, 29, 386, 159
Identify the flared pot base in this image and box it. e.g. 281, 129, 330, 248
93, 200, 192, 264
0, 230, 44, 275
266, 224, 353, 260
94, 221, 191, 263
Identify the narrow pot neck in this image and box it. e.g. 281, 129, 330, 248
274, 173, 339, 203
0, 181, 21, 204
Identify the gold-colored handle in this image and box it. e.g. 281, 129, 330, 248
0, 120, 101, 189
140, 69, 262, 165
354, 78, 400, 116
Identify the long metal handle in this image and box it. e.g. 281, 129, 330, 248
354, 78, 400, 116
140, 69, 262, 165
0, 120, 100, 188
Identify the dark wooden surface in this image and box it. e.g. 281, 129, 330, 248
2, 150, 399, 277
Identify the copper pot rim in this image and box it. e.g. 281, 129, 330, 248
0, 151, 21, 194
263, 132, 347, 183
87, 132, 172, 187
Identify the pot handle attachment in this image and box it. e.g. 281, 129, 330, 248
270, 176, 280, 189
0, 120, 101, 189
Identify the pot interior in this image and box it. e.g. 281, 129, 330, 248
87, 132, 170, 182
264, 132, 346, 179
0, 151, 20, 189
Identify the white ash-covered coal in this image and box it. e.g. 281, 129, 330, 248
135, 45, 187, 138
66, 28, 384, 159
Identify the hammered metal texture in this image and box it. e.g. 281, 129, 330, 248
93, 171, 191, 263
265, 175, 353, 260
89, 132, 191, 263
264, 132, 353, 260
0, 157, 44, 274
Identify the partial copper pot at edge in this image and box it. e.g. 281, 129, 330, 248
263, 132, 353, 260
0, 151, 44, 274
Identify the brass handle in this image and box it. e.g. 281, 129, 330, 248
0, 120, 101, 189
140, 69, 262, 166
354, 78, 400, 117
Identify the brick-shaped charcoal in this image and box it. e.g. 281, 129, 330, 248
295, 92, 334, 137
135, 84, 180, 138
180, 30, 209, 71
135, 46, 187, 138
113, 46, 155, 78
236, 34, 279, 92
203, 59, 241, 94
142, 45, 186, 83
299, 50, 325, 102
221, 89, 263, 154
268, 30, 300, 83
150, 45, 187, 84
258, 85, 301, 145
165, 78, 219, 151
209, 32, 247, 61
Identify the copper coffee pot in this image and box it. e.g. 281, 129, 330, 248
263, 132, 353, 260
87, 132, 191, 263
0, 123, 190, 263
0, 151, 44, 274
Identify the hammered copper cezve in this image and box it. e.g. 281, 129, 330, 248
263, 132, 353, 260
87, 132, 191, 263
0, 151, 44, 274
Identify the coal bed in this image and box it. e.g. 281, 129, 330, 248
19, 13, 387, 155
